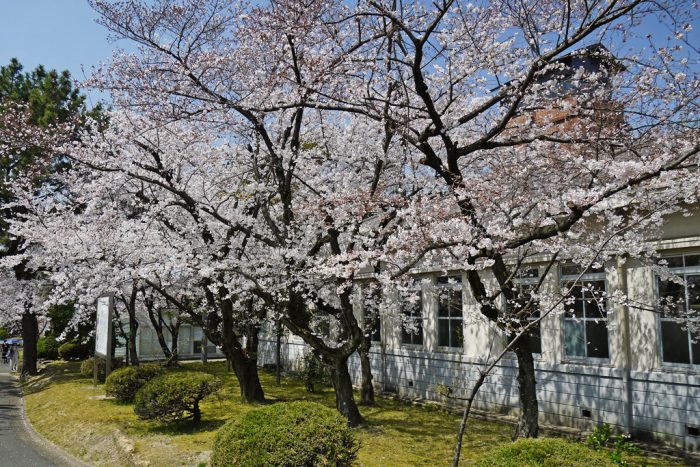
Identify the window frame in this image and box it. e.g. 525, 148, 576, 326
361, 283, 382, 344
656, 253, 700, 369
400, 288, 424, 348
436, 274, 464, 351
506, 267, 543, 355
561, 265, 610, 363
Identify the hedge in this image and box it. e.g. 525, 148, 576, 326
37, 336, 60, 360
134, 371, 221, 424
58, 340, 90, 360
211, 401, 359, 466
105, 364, 166, 402
476, 438, 613, 467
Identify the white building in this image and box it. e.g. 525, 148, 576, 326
256, 207, 700, 453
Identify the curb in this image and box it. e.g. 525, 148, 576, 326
16, 374, 93, 467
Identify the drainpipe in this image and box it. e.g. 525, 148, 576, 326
617, 257, 633, 434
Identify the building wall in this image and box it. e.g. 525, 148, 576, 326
135, 323, 224, 360
256, 222, 700, 453
126, 212, 700, 453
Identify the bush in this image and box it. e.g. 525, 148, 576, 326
134, 371, 221, 424
105, 364, 165, 402
37, 336, 60, 360
211, 401, 359, 467
80, 356, 124, 382
58, 340, 90, 360
299, 352, 331, 393
587, 423, 641, 465
476, 438, 612, 467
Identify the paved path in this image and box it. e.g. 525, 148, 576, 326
0, 365, 64, 466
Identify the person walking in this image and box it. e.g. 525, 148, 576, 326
9, 344, 19, 372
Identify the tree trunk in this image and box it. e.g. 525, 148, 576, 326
359, 337, 375, 405
513, 339, 539, 439
275, 319, 282, 385
201, 328, 208, 364
230, 350, 265, 402
128, 316, 139, 366
332, 356, 363, 426
192, 400, 201, 425
121, 284, 140, 366
21, 310, 38, 377
169, 323, 180, 364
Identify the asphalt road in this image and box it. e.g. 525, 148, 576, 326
0, 365, 61, 466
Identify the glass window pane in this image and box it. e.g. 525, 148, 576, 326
414, 324, 424, 346
586, 297, 607, 319
529, 327, 542, 354
401, 328, 411, 344
583, 280, 605, 298
438, 296, 449, 317
450, 318, 462, 348
564, 320, 585, 357
586, 321, 610, 359
685, 255, 700, 268
665, 256, 685, 268
516, 268, 539, 279
437, 275, 461, 285
692, 338, 700, 366
571, 299, 585, 318
687, 275, 700, 312
658, 279, 686, 314
438, 319, 450, 347
401, 316, 423, 346
449, 292, 462, 318
564, 285, 584, 318
661, 321, 691, 364
372, 323, 381, 342
561, 264, 581, 277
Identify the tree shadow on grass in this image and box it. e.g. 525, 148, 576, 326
22, 361, 85, 396
359, 400, 510, 444
138, 417, 228, 436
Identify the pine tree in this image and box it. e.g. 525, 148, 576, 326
0, 58, 101, 376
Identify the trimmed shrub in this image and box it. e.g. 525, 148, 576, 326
476, 438, 612, 467
297, 352, 331, 393
80, 356, 123, 382
134, 371, 221, 424
58, 340, 90, 360
105, 364, 166, 402
211, 401, 359, 467
37, 336, 60, 360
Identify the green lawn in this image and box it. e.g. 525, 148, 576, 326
22, 361, 683, 466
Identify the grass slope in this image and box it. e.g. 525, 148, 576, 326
23, 361, 682, 466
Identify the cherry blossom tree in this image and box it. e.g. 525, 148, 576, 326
81, 0, 700, 432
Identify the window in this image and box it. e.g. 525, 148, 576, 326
437, 275, 463, 348
562, 265, 609, 359
362, 284, 381, 343
401, 289, 423, 346
658, 254, 700, 366
193, 327, 216, 354
507, 267, 542, 354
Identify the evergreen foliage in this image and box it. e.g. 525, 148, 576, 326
476, 438, 612, 466
37, 335, 59, 359
134, 371, 221, 424
211, 401, 359, 467
105, 364, 165, 402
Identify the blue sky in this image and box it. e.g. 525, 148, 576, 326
1, 0, 698, 108
0, 0, 119, 106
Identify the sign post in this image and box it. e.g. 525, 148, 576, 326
94, 295, 114, 385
